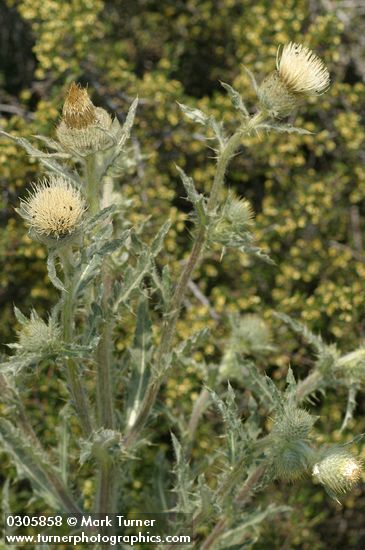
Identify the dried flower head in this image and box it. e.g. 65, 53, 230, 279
56, 83, 113, 155
258, 42, 330, 117
62, 82, 97, 129
18, 176, 85, 240
313, 448, 362, 500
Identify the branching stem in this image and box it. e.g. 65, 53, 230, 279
123, 112, 265, 448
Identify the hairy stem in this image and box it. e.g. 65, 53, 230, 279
61, 248, 93, 438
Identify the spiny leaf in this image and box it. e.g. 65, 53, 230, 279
47, 251, 65, 292
0, 130, 81, 185
177, 102, 209, 125
0, 419, 60, 509
112, 250, 152, 312
258, 122, 314, 135
274, 312, 330, 355
220, 81, 249, 116
212, 505, 291, 549
178, 102, 226, 147
171, 433, 194, 513
175, 165, 207, 225
150, 220, 172, 257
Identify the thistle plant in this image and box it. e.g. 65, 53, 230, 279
1, 43, 364, 549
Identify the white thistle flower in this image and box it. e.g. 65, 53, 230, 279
258, 42, 330, 117
18, 176, 85, 239
277, 42, 330, 95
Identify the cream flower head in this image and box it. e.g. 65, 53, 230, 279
19, 176, 85, 240
312, 448, 362, 499
277, 42, 330, 95
258, 42, 330, 117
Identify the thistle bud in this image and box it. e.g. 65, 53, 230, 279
268, 405, 317, 481
56, 83, 113, 155
211, 194, 254, 246
18, 175, 85, 245
312, 448, 362, 499
271, 439, 315, 481
15, 309, 61, 354
272, 406, 317, 441
258, 43, 330, 118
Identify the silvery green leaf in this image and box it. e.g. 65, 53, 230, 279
73, 254, 103, 297
171, 433, 195, 513
100, 97, 139, 178
178, 103, 226, 147
0, 353, 43, 375
212, 505, 290, 549
151, 264, 173, 310
113, 251, 152, 312
151, 220, 172, 257
84, 205, 116, 232
220, 81, 249, 116
175, 165, 207, 225
210, 384, 249, 465
32, 134, 66, 152
0, 419, 60, 509
13, 306, 28, 325
239, 243, 274, 265
177, 102, 209, 125
95, 237, 128, 257
47, 250, 65, 292
258, 122, 313, 135
274, 312, 329, 355
125, 297, 153, 429
240, 360, 282, 411
0, 130, 81, 185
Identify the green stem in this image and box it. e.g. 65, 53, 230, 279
61, 248, 93, 438
123, 113, 265, 448
85, 155, 100, 215
87, 161, 117, 518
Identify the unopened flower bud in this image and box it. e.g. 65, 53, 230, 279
16, 310, 61, 354
18, 175, 85, 244
56, 83, 113, 155
272, 407, 317, 441
312, 448, 362, 499
258, 43, 330, 118
211, 194, 254, 245
272, 439, 314, 481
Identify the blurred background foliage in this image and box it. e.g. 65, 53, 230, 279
1, 0, 365, 548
